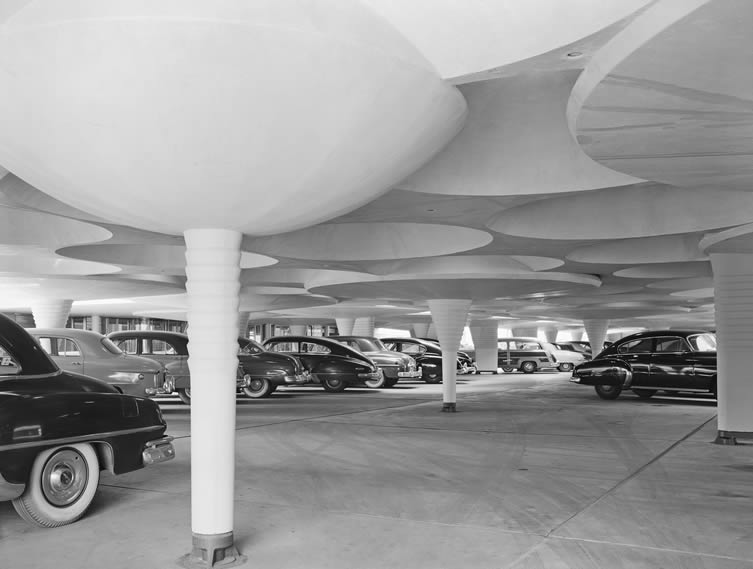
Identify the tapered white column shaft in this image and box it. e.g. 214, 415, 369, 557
352, 316, 375, 336
511, 326, 537, 338
335, 318, 355, 336
411, 323, 429, 338
583, 319, 609, 358
469, 321, 498, 372
31, 299, 73, 328
711, 253, 753, 434
542, 327, 558, 343
289, 324, 307, 336
428, 299, 471, 405
237, 311, 250, 339
184, 229, 241, 535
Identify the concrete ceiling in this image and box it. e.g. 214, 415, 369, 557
0, 0, 746, 332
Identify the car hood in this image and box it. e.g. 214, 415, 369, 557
365, 350, 412, 365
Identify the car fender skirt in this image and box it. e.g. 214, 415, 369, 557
0, 472, 25, 500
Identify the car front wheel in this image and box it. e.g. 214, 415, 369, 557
243, 378, 275, 398
13, 443, 100, 527
558, 362, 573, 372
423, 369, 441, 384
364, 374, 386, 388
321, 376, 347, 393
594, 384, 622, 400
520, 361, 536, 374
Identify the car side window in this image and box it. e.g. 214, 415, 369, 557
0, 344, 21, 375
617, 339, 653, 354
114, 338, 139, 355
401, 343, 423, 355
150, 340, 177, 355
302, 342, 330, 354
383, 341, 397, 350
58, 338, 81, 357
654, 337, 687, 353
268, 341, 297, 353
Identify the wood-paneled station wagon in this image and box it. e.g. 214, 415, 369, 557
0, 314, 174, 527
570, 330, 717, 400
107, 330, 310, 402
263, 335, 383, 392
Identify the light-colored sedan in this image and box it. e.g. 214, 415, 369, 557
27, 328, 168, 398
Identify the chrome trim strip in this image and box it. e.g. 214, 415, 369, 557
0, 425, 164, 451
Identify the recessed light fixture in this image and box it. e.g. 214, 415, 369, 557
566, 51, 584, 59
426, 208, 435, 212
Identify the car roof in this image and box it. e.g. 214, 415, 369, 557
264, 335, 370, 359
108, 330, 188, 340
613, 330, 713, 343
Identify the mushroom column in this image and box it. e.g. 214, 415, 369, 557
428, 299, 471, 411
352, 316, 376, 337
0, 2, 467, 565
709, 253, 753, 444
30, 299, 73, 328
583, 319, 609, 357
184, 229, 244, 566
469, 320, 498, 374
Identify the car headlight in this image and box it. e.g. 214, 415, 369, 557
109, 371, 146, 383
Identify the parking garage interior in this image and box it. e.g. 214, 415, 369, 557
0, 1, 752, 568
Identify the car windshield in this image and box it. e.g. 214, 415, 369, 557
353, 338, 385, 352
100, 337, 123, 355
688, 333, 717, 352
239, 338, 265, 355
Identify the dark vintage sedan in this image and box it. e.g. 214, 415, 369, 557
570, 330, 717, 400
263, 335, 382, 392
330, 335, 421, 387
0, 314, 175, 527
108, 330, 310, 402
417, 338, 478, 375
380, 337, 445, 383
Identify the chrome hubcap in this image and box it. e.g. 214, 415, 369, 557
42, 449, 88, 506
249, 379, 263, 391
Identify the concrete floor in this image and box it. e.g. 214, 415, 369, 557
2, 373, 752, 569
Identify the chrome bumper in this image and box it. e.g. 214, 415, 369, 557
145, 375, 175, 396
142, 436, 176, 466
398, 369, 422, 378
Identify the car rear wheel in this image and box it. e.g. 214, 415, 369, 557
243, 378, 275, 398
501, 366, 515, 373
558, 362, 574, 372
13, 443, 100, 527
633, 388, 657, 399
321, 376, 347, 393
177, 388, 191, 405
594, 384, 622, 400
520, 361, 536, 374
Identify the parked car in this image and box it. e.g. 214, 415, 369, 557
417, 338, 478, 374
554, 341, 593, 360
497, 337, 559, 373
263, 335, 382, 392
330, 335, 421, 387
0, 313, 175, 527
380, 337, 444, 383
570, 330, 717, 400
27, 328, 168, 398
544, 342, 587, 372
107, 330, 310, 403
